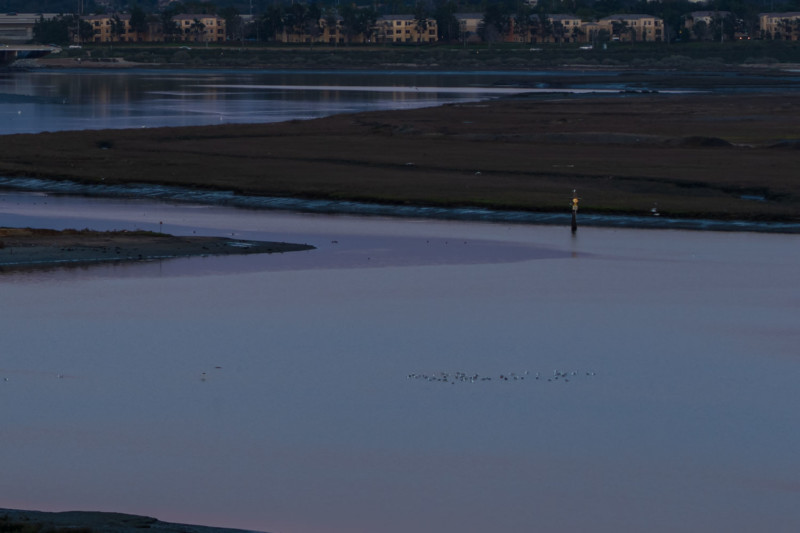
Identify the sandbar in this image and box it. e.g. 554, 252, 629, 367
0, 228, 313, 271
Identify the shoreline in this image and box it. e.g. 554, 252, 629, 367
23, 56, 800, 73
0, 228, 314, 271
2, 177, 798, 234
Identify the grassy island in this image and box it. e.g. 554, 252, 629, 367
1, 90, 799, 227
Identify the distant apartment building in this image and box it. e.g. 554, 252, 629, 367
759, 12, 800, 40
83, 14, 113, 42
276, 16, 367, 45
580, 21, 603, 43
320, 17, 344, 45
684, 11, 731, 39
460, 13, 661, 44
545, 14, 585, 43
685, 11, 730, 30
83, 13, 166, 42
82, 14, 145, 43
455, 13, 483, 43
173, 14, 226, 42
598, 14, 664, 42
375, 15, 438, 44
80, 13, 225, 43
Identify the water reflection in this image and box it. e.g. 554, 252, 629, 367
0, 191, 573, 280
1, 193, 800, 533
5, 67, 798, 135
0, 69, 556, 134
3, 66, 800, 532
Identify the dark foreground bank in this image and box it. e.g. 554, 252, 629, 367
0, 508, 268, 533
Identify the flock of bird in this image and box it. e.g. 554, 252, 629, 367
2, 368, 598, 385
407, 369, 598, 385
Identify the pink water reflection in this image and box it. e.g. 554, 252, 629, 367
1, 193, 800, 533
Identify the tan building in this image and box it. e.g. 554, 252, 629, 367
546, 14, 586, 43
759, 12, 800, 40
81, 13, 224, 43
320, 17, 343, 45
321, 17, 370, 44
275, 16, 370, 44
580, 21, 603, 43
82, 14, 162, 43
375, 15, 438, 44
83, 14, 114, 42
455, 13, 483, 43
598, 14, 664, 42
173, 14, 226, 43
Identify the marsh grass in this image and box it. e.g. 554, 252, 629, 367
1, 92, 798, 223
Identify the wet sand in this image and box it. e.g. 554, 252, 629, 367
0, 228, 313, 270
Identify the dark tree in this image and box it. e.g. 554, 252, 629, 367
33, 14, 70, 44
478, 2, 510, 47
160, 8, 180, 42
692, 19, 708, 41
304, 2, 322, 46
129, 5, 148, 40
413, 1, 429, 42
78, 17, 94, 42
433, 0, 458, 42
259, 4, 284, 42
284, 2, 307, 41
323, 7, 339, 45
514, 3, 534, 43
189, 18, 206, 41
341, 4, 377, 44
111, 14, 126, 41
219, 6, 243, 41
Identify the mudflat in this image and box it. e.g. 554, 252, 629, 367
0, 92, 799, 223
0, 228, 313, 270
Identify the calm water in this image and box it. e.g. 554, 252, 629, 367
1, 192, 799, 533
3, 67, 798, 134
1, 70, 800, 533
0, 68, 626, 134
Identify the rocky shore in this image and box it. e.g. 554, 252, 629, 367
0, 228, 313, 270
